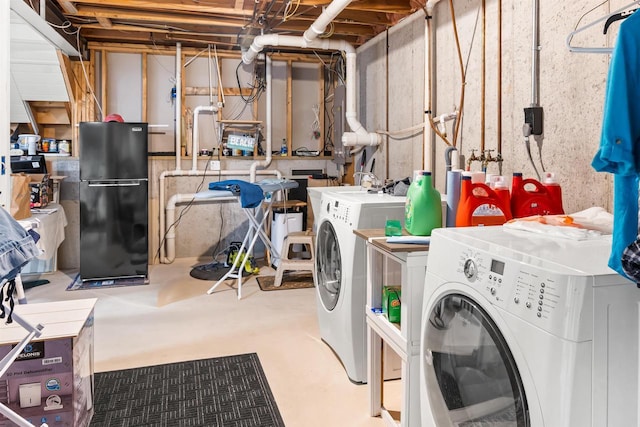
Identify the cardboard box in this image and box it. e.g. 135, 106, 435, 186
382, 286, 401, 324
29, 173, 52, 208
0, 299, 96, 427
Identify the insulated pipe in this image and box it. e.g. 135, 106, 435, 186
158, 169, 283, 263
242, 34, 381, 148
175, 42, 182, 170
191, 105, 218, 171
303, 0, 353, 43
249, 55, 273, 182
531, 0, 540, 107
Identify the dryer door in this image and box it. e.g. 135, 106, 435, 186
316, 220, 342, 311
423, 293, 529, 427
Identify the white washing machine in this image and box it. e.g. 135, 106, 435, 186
420, 226, 640, 427
315, 190, 407, 383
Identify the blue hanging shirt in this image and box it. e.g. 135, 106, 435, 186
592, 10, 640, 279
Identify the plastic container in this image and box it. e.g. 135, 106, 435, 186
542, 172, 564, 214
456, 176, 509, 227
491, 176, 512, 220
404, 171, 442, 236
511, 172, 564, 218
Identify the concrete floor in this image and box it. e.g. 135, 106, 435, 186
20, 258, 401, 427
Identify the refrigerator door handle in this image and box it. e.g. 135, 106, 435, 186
88, 180, 144, 187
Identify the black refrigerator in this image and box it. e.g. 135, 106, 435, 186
79, 122, 149, 282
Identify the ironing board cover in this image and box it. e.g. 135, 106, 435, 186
208, 180, 264, 208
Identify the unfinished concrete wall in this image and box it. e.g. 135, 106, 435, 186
358, 1, 624, 215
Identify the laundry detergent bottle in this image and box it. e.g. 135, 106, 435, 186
542, 172, 564, 214
456, 176, 509, 227
511, 172, 564, 218
404, 171, 442, 236
491, 176, 512, 220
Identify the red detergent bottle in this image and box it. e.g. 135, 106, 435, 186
542, 172, 565, 215
511, 172, 564, 218
456, 176, 509, 227
491, 176, 512, 220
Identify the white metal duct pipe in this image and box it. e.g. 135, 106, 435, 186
303, 0, 353, 43
192, 105, 218, 171
249, 55, 273, 182
175, 42, 182, 171
242, 35, 380, 148
158, 168, 283, 263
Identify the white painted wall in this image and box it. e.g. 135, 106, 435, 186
357, 1, 628, 215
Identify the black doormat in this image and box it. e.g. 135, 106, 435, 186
91, 353, 285, 427
189, 262, 229, 281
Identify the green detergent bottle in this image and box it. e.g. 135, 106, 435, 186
404, 171, 442, 236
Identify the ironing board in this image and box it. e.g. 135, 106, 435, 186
195, 179, 298, 299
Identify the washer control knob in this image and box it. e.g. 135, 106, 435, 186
490, 287, 497, 296
463, 258, 478, 281
525, 302, 532, 309
514, 297, 520, 304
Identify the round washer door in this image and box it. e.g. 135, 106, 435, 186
423, 293, 530, 427
315, 220, 341, 311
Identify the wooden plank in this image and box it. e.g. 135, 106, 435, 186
57, 50, 76, 103
74, 5, 248, 28
64, 0, 253, 16
286, 60, 292, 155
58, 0, 78, 14
101, 50, 108, 120
96, 16, 113, 28
142, 53, 147, 122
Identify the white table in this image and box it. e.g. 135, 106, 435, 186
355, 229, 430, 427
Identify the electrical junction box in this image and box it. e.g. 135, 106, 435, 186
210, 160, 220, 171
0, 299, 96, 427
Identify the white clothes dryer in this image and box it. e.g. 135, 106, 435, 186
420, 226, 640, 427
315, 190, 407, 383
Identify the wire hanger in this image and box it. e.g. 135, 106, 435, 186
567, 1, 640, 54
603, 8, 638, 34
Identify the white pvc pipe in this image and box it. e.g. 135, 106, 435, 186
175, 42, 182, 171
242, 34, 380, 148
158, 169, 283, 263
303, 0, 353, 43
426, 0, 443, 15
192, 105, 218, 171
249, 55, 273, 182
164, 193, 236, 262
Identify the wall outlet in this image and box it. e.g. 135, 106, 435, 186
210, 160, 221, 171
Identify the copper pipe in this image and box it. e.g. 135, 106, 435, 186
449, 0, 465, 148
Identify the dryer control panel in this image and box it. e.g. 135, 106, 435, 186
324, 199, 358, 228
431, 243, 593, 342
